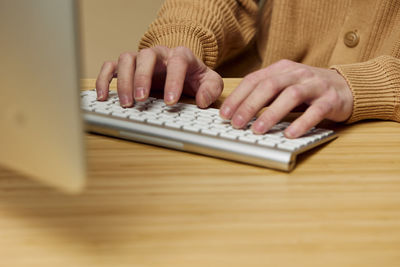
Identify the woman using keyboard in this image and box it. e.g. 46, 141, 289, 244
95, 0, 400, 139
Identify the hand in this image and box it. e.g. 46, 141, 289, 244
219, 59, 354, 138
96, 46, 223, 108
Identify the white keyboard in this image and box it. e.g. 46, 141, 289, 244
81, 89, 337, 171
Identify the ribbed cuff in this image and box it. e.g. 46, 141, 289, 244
139, 24, 219, 69
331, 55, 400, 123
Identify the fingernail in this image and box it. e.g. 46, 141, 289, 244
202, 90, 212, 107
232, 114, 245, 128
135, 87, 145, 100
252, 120, 267, 134
120, 95, 133, 107
96, 92, 104, 100
165, 92, 176, 104
220, 106, 232, 119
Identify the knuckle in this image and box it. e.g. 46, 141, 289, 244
101, 61, 117, 73
276, 59, 294, 68
243, 73, 259, 86
240, 103, 258, 116
117, 82, 132, 92
134, 73, 148, 85
287, 85, 304, 101
263, 78, 277, 88
246, 68, 267, 81
155, 45, 168, 50
316, 78, 330, 90
314, 103, 331, 118
153, 45, 169, 58
326, 102, 334, 114
264, 108, 279, 123
168, 53, 185, 64
102, 61, 114, 68
174, 46, 190, 55
118, 52, 134, 62
117, 78, 131, 88
138, 48, 155, 59
169, 46, 190, 60
166, 79, 180, 89
295, 67, 313, 79
261, 79, 279, 94
327, 89, 340, 104
135, 55, 149, 70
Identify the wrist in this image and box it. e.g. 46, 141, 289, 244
331, 56, 400, 123
139, 24, 218, 69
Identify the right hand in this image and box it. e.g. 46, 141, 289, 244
96, 46, 223, 108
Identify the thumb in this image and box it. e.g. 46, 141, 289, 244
196, 71, 224, 108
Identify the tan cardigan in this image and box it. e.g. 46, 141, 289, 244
139, 0, 400, 123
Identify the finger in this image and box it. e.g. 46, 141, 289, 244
220, 59, 297, 119
133, 48, 157, 101
251, 82, 320, 134
117, 52, 136, 107
196, 70, 224, 108
230, 73, 301, 129
284, 99, 333, 138
164, 48, 190, 105
95, 61, 117, 101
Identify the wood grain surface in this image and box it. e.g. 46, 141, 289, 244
1, 79, 400, 267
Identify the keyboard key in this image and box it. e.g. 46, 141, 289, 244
201, 128, 219, 136
211, 124, 230, 130
194, 120, 213, 128
94, 109, 111, 115
111, 111, 129, 119
147, 118, 164, 126
159, 114, 178, 120
257, 139, 279, 148
277, 143, 298, 151
199, 108, 219, 116
128, 115, 146, 122
228, 129, 247, 137
196, 117, 213, 124
165, 121, 182, 129
82, 106, 94, 112
182, 124, 201, 133
238, 136, 257, 144
219, 132, 238, 140
178, 114, 195, 122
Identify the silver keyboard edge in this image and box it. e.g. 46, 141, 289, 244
83, 112, 298, 171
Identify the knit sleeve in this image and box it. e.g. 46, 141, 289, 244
331, 55, 400, 123
138, 0, 259, 69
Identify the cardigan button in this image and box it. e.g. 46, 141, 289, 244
344, 31, 359, 48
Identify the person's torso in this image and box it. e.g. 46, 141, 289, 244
257, 0, 400, 68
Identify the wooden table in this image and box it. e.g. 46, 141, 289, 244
1, 79, 400, 267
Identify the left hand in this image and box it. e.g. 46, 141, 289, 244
219, 59, 354, 138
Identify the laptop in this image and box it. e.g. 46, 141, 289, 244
0, 0, 86, 193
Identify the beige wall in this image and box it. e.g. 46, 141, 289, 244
78, 0, 165, 78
